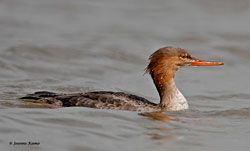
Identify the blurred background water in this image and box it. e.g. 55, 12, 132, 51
1, 0, 250, 150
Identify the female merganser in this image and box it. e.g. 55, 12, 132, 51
20, 47, 224, 112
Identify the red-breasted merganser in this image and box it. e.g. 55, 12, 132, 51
20, 47, 224, 112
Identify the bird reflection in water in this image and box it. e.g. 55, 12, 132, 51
139, 112, 177, 141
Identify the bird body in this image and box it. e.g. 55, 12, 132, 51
20, 47, 223, 112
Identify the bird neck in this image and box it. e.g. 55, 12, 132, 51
151, 68, 188, 111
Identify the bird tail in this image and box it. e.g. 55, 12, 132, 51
19, 91, 58, 100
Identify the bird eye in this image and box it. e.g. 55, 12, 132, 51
180, 53, 192, 59
186, 54, 192, 59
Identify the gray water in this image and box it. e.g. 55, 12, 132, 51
1, 0, 250, 150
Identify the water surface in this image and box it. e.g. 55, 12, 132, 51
0, 0, 250, 151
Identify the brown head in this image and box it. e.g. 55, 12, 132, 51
145, 46, 224, 107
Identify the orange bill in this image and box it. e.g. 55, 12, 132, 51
191, 60, 224, 66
